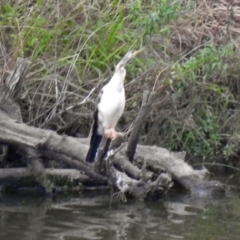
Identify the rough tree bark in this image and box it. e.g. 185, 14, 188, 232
127, 91, 156, 162
0, 57, 225, 199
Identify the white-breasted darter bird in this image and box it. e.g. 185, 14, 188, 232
86, 49, 143, 163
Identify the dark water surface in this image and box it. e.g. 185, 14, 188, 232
0, 189, 239, 240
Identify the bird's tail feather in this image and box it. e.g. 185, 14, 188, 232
86, 133, 102, 162
86, 110, 102, 162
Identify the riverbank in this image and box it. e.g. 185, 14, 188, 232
1, 0, 240, 169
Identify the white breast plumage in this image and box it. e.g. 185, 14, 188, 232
98, 84, 125, 134
86, 48, 143, 163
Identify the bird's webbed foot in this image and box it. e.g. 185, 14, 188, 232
104, 128, 123, 140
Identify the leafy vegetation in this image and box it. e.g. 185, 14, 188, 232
1, 0, 240, 166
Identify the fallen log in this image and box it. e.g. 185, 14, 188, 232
133, 145, 225, 197
0, 168, 102, 190
0, 119, 225, 197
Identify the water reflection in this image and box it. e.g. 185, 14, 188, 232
0, 189, 239, 240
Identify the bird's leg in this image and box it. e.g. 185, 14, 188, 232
105, 128, 123, 140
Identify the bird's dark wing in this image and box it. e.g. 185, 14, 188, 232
86, 109, 102, 162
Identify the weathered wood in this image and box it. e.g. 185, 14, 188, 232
40, 149, 107, 182
0, 119, 171, 197
0, 119, 88, 161
133, 145, 225, 196
127, 91, 156, 161
16, 145, 49, 190
0, 168, 100, 189
0, 41, 7, 83
0, 84, 22, 122
5, 57, 31, 99
0, 119, 225, 197
0, 119, 107, 183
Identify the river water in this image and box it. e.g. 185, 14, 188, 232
0, 188, 239, 240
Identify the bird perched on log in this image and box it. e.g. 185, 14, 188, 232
86, 49, 143, 163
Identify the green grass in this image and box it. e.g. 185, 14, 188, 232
1, 0, 240, 163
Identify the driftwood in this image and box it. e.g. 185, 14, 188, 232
0, 116, 225, 197
0, 57, 225, 199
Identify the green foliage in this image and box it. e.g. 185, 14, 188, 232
0, 4, 16, 20
164, 44, 236, 159
0, 0, 180, 79
82, 13, 129, 70
0, 3, 55, 58
174, 44, 234, 82
185, 117, 221, 158
130, 0, 180, 36
223, 143, 235, 160
164, 112, 222, 159
21, 17, 54, 58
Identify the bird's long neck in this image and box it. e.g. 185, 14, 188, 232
108, 67, 126, 91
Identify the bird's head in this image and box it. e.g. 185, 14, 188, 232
116, 48, 144, 70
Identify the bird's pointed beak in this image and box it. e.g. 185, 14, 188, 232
133, 48, 144, 56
